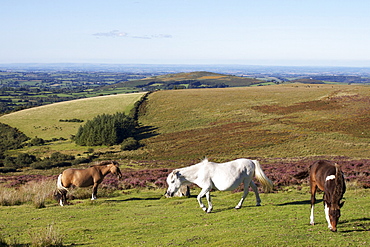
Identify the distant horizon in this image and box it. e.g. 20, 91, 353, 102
2, 1, 370, 69
1, 61, 370, 69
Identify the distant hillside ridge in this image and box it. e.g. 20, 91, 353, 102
105, 71, 263, 90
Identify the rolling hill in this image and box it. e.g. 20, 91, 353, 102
106, 71, 264, 90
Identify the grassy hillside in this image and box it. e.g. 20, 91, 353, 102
0, 93, 145, 140
130, 84, 370, 164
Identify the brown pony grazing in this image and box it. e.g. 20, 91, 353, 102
56, 160, 122, 206
309, 160, 346, 232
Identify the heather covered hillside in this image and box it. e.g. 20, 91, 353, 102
136, 84, 370, 162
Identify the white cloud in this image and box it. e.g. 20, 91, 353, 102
93, 30, 128, 38
93, 30, 172, 39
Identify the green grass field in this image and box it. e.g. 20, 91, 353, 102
0, 188, 369, 246
0, 92, 145, 140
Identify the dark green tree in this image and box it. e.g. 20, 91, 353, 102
74, 112, 137, 146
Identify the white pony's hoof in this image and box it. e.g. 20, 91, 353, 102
235, 206, 241, 210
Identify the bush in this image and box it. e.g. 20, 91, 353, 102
0, 167, 17, 173
121, 137, 141, 151
29, 137, 45, 146
30, 160, 54, 170
50, 152, 74, 162
71, 157, 91, 165
16, 153, 37, 167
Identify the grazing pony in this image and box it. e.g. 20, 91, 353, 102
309, 160, 346, 232
166, 158, 273, 213
55, 160, 122, 206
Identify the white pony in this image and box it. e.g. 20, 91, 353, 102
166, 158, 273, 213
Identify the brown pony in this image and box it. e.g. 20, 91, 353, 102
56, 160, 122, 206
309, 160, 346, 232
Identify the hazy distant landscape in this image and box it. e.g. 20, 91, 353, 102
2, 63, 370, 113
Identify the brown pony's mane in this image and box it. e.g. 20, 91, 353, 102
333, 163, 345, 205
89, 160, 119, 167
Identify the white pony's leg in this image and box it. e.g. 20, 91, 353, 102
310, 205, 315, 225
250, 181, 261, 206
59, 199, 64, 206
235, 178, 254, 209
205, 192, 213, 213
197, 188, 211, 212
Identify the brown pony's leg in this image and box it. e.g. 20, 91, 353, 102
91, 183, 99, 200
310, 182, 317, 225
61, 190, 67, 206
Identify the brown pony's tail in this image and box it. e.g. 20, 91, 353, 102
333, 163, 346, 204
56, 174, 68, 195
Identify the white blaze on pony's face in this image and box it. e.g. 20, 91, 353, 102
325, 203, 341, 232
166, 170, 182, 197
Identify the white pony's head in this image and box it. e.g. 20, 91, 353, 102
166, 170, 182, 197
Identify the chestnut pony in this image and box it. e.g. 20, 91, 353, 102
309, 160, 346, 232
56, 160, 122, 206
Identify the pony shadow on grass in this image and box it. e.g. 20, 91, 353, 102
105, 196, 162, 203
276, 199, 323, 206
339, 217, 370, 233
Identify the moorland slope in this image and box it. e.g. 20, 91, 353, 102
133, 84, 370, 165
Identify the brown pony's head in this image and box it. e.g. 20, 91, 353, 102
326, 201, 345, 232
108, 161, 122, 179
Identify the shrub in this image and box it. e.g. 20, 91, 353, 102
29, 137, 45, 146
16, 153, 37, 167
71, 157, 91, 165
121, 137, 141, 151
50, 152, 74, 162
30, 160, 54, 170
0, 167, 17, 173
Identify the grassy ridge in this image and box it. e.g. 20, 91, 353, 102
134, 84, 370, 163
0, 188, 369, 246
0, 92, 145, 140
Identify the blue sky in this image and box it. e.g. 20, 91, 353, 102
1, 0, 370, 66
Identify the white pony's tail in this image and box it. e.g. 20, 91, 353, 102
252, 160, 273, 192
57, 174, 68, 193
